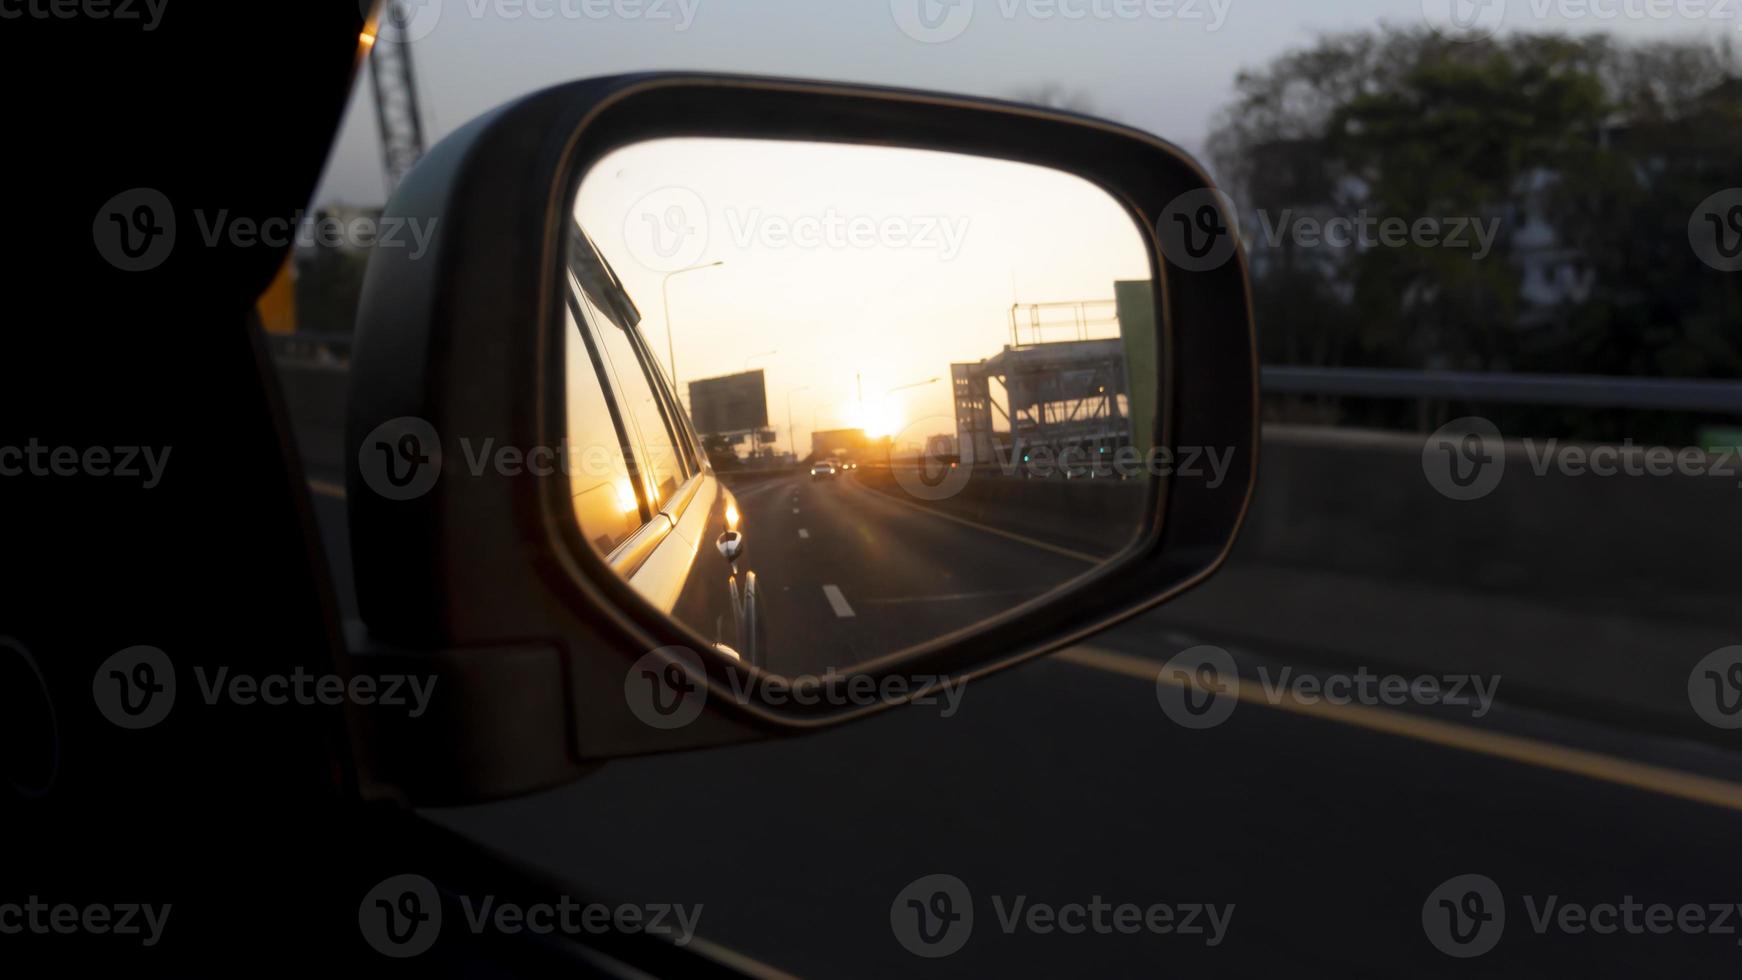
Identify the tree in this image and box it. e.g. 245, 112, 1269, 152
1207, 28, 1741, 441
294, 240, 371, 334
1007, 83, 1099, 116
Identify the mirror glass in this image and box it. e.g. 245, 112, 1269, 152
562, 137, 1161, 676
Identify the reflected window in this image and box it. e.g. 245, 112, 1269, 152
575, 285, 689, 512
565, 302, 643, 555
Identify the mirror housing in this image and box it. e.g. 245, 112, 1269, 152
345, 73, 1257, 804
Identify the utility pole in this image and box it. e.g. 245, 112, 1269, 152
660, 260, 724, 391
886, 378, 941, 396
787, 386, 809, 462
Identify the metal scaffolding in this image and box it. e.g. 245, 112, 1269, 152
952, 337, 1132, 470
367, 2, 428, 198
1007, 299, 1121, 347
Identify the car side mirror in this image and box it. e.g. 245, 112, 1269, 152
715, 531, 743, 566
343, 73, 1257, 804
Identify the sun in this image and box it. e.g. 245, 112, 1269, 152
857, 400, 900, 439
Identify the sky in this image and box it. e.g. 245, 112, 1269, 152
571, 137, 1150, 451
322, 0, 1739, 206
321, 1, 1738, 450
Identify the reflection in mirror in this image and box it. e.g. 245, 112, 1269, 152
562, 138, 1159, 677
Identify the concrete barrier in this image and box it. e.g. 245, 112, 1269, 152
853, 426, 1737, 627
1241, 425, 1736, 626
1154, 424, 1739, 731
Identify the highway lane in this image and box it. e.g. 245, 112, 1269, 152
305, 477, 1742, 975
730, 471, 1102, 675
427, 630, 1742, 978
303, 464, 1105, 670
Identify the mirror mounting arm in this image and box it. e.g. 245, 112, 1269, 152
339, 624, 597, 804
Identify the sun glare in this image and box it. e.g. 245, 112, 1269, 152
851, 400, 900, 439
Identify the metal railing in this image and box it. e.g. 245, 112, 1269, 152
1262, 366, 1742, 415
268, 332, 1742, 417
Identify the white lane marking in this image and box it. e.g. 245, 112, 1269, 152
793, 508, 800, 514
798, 529, 810, 539
822, 585, 856, 618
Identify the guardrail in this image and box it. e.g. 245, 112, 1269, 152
266, 329, 1742, 415
1262, 366, 1742, 414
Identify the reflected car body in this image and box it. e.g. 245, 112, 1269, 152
564, 226, 762, 664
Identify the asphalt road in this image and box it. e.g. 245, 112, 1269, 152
426, 635, 1742, 978
730, 472, 1101, 674
305, 477, 1742, 977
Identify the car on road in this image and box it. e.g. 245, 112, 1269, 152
560, 226, 764, 665
810, 460, 838, 480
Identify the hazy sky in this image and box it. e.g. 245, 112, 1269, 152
322, 0, 1735, 205
326, 1, 1734, 450
573, 138, 1150, 449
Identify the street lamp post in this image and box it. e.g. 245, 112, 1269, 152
886, 377, 941, 396
787, 385, 809, 461
660, 260, 724, 391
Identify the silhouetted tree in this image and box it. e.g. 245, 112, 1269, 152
1208, 29, 1741, 442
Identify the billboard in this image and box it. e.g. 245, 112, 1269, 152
688, 370, 769, 435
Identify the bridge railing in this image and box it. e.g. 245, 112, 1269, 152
1262, 366, 1742, 415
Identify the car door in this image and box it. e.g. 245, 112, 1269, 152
564, 231, 734, 631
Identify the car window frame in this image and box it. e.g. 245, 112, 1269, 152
633, 325, 704, 483
570, 278, 690, 509
562, 281, 656, 533
567, 237, 695, 497
574, 225, 703, 477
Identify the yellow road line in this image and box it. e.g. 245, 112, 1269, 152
308, 479, 346, 500
1059, 645, 1742, 815
848, 478, 1101, 565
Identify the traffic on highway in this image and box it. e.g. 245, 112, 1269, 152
564, 136, 1156, 671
